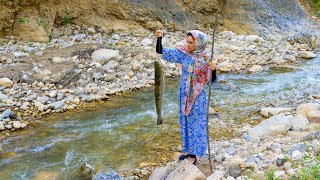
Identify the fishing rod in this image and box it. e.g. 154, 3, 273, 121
206, 12, 219, 174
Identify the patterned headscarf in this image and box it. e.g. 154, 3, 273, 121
176, 30, 211, 116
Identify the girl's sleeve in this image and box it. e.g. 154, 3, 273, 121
156, 37, 183, 64
211, 69, 218, 83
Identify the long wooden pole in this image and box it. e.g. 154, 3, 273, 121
206, 12, 219, 174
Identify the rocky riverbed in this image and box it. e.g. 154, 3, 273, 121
0, 25, 319, 179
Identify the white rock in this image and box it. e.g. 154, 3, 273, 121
91, 49, 120, 64
296, 103, 320, 117
248, 114, 291, 139
13, 52, 29, 58
291, 150, 303, 160
5, 124, 12, 129
87, 28, 96, 34
299, 51, 317, 59
0, 78, 13, 88
141, 38, 153, 46
274, 171, 286, 178
149, 167, 169, 180
49, 90, 58, 98
36, 96, 49, 104
248, 65, 263, 73
0, 123, 4, 130
218, 61, 233, 72
52, 57, 63, 63
246, 35, 261, 42
260, 107, 291, 118
207, 170, 226, 180
35, 51, 44, 56
165, 159, 206, 180
12, 121, 21, 129
127, 71, 134, 78
307, 110, 320, 123
288, 114, 309, 130
112, 34, 120, 40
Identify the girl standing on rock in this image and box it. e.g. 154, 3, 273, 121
155, 30, 217, 165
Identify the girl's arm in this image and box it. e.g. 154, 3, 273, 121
156, 37, 183, 64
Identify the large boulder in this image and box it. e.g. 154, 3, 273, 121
288, 114, 309, 130
165, 159, 206, 180
296, 103, 320, 117
248, 114, 291, 139
91, 49, 120, 65
0, 78, 13, 88
248, 65, 263, 74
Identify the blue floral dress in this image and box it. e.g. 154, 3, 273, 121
162, 48, 208, 157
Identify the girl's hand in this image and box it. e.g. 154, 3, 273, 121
155, 30, 162, 37
208, 62, 216, 70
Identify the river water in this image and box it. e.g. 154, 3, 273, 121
0, 51, 320, 179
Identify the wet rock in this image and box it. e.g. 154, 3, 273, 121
165, 159, 206, 180
299, 51, 317, 59
0, 78, 13, 88
92, 171, 120, 180
91, 49, 120, 65
80, 162, 96, 178
248, 114, 290, 139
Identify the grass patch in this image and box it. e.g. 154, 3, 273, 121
298, 163, 320, 180
18, 17, 27, 24
38, 19, 48, 29
313, 0, 320, 17
63, 15, 70, 25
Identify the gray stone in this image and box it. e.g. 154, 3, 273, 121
288, 114, 309, 130
0, 109, 13, 121
287, 144, 307, 155
0, 123, 4, 130
299, 51, 317, 59
260, 107, 291, 118
141, 38, 153, 46
49, 90, 58, 98
291, 150, 303, 160
104, 75, 116, 82
207, 170, 226, 180
226, 147, 236, 155
12, 121, 21, 129
0, 93, 9, 103
36, 96, 49, 104
80, 162, 96, 178
51, 101, 64, 110
229, 163, 242, 178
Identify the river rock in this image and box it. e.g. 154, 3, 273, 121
288, 114, 309, 130
307, 110, 320, 123
248, 114, 290, 139
52, 57, 63, 63
207, 170, 226, 180
246, 35, 261, 42
260, 107, 291, 117
0, 94, 9, 103
91, 49, 120, 64
149, 167, 170, 180
165, 159, 206, 180
291, 150, 303, 160
49, 90, 58, 98
80, 162, 96, 178
0, 78, 13, 88
104, 74, 116, 82
0, 109, 13, 121
12, 121, 21, 129
299, 51, 317, 59
92, 171, 120, 180
296, 103, 320, 117
219, 61, 233, 72
36, 96, 49, 104
248, 65, 263, 73
103, 60, 118, 70
141, 38, 153, 46
0, 123, 4, 130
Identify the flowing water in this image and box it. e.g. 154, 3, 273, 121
1, 51, 320, 179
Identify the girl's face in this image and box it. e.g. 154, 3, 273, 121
186, 36, 196, 52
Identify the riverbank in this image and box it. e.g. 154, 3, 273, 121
0, 26, 319, 179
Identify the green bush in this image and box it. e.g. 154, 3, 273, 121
63, 15, 70, 25
314, 0, 320, 16
18, 17, 26, 23
298, 163, 320, 180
